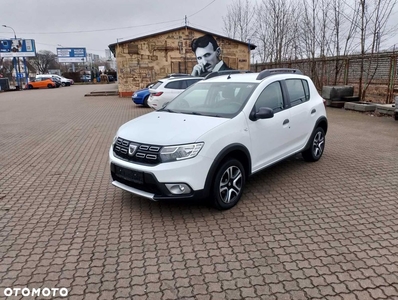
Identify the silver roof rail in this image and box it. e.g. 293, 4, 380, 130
256, 68, 303, 80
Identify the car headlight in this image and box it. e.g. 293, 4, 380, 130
160, 143, 204, 162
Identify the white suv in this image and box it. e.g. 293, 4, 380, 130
109, 69, 328, 210
148, 76, 203, 110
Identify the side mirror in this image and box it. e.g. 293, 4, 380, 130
250, 107, 274, 121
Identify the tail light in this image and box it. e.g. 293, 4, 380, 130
153, 92, 163, 97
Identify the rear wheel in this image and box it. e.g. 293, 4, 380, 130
61, 82, 66, 87
28, 84, 33, 89
302, 127, 325, 162
211, 158, 246, 210
143, 95, 149, 107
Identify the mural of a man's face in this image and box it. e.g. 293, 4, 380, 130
194, 42, 221, 73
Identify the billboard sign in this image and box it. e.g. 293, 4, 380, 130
0, 39, 36, 57
57, 47, 86, 63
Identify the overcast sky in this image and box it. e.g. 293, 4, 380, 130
1, 0, 397, 59
0, 0, 235, 58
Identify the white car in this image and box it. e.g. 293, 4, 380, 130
147, 77, 203, 110
110, 69, 328, 210
36, 74, 72, 87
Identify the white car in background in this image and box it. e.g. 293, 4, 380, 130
148, 76, 203, 110
36, 74, 73, 87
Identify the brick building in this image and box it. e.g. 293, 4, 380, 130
108, 26, 256, 97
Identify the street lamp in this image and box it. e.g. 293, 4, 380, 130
2, 24, 22, 90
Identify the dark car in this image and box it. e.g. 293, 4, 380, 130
50, 76, 61, 88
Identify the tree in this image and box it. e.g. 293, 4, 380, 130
354, 0, 397, 99
28, 50, 58, 74
0, 58, 13, 78
222, 0, 257, 42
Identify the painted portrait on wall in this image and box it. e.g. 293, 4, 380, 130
191, 34, 233, 77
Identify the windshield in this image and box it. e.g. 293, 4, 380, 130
164, 82, 258, 118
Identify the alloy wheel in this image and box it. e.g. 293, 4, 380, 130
219, 166, 242, 204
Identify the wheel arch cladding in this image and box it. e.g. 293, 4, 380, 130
203, 144, 251, 198
316, 117, 328, 135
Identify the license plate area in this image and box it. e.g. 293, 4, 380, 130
114, 166, 144, 184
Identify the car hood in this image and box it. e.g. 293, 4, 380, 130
117, 111, 229, 145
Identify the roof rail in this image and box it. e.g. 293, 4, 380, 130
204, 70, 253, 80
256, 68, 303, 80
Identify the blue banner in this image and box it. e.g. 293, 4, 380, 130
0, 39, 36, 57
57, 47, 87, 62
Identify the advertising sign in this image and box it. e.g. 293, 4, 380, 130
57, 47, 86, 63
0, 39, 36, 57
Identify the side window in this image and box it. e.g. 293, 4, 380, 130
255, 82, 284, 113
285, 79, 309, 107
165, 81, 183, 89
151, 81, 163, 89
186, 79, 201, 88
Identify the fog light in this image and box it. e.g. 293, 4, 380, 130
165, 183, 191, 195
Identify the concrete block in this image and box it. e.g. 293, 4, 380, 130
375, 104, 395, 116
322, 86, 354, 100
344, 102, 376, 112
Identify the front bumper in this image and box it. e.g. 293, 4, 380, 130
132, 95, 144, 105
109, 147, 213, 200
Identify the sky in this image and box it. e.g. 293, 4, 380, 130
0, 0, 234, 58
1, 0, 397, 59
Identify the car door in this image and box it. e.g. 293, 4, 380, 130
247, 81, 293, 170
283, 79, 313, 151
37, 78, 46, 88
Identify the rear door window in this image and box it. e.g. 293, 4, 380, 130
165, 81, 182, 89
285, 79, 310, 107
151, 81, 163, 89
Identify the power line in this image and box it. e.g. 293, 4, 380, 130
18, 19, 183, 35
189, 0, 217, 17
15, 1, 218, 36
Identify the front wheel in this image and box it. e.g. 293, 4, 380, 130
302, 127, 326, 162
47, 84, 53, 88
212, 158, 246, 210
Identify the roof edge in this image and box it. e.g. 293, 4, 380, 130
108, 25, 256, 55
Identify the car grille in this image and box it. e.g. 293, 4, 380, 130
113, 137, 162, 165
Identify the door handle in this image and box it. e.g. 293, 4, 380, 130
283, 119, 289, 125
311, 109, 316, 114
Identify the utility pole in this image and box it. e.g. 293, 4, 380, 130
2, 25, 22, 90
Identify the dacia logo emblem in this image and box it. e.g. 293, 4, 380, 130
128, 143, 138, 156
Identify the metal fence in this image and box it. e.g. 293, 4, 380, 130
251, 52, 398, 103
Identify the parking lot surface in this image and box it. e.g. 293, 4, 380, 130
1, 85, 398, 300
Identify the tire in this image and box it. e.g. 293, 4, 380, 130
47, 84, 53, 88
143, 95, 149, 107
61, 82, 66, 87
211, 158, 246, 210
394, 112, 398, 121
28, 84, 33, 89
302, 127, 326, 162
